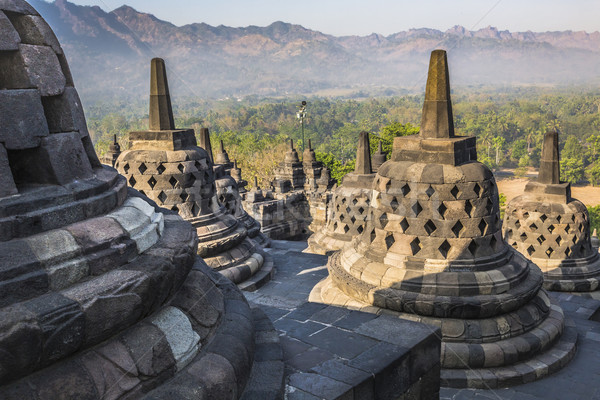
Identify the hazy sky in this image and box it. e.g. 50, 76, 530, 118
57, 0, 598, 36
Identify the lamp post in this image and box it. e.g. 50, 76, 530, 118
297, 100, 307, 152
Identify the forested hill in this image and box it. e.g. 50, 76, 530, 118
31, 0, 600, 102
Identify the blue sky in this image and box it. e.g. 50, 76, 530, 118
58, 0, 598, 36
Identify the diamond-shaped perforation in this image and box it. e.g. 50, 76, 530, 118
178, 163, 185, 173
401, 183, 411, 196
450, 185, 460, 199
370, 229, 376, 242
557, 215, 562, 223
410, 238, 421, 255
537, 235, 545, 245
478, 219, 488, 235
390, 197, 399, 212
520, 232, 527, 240
171, 205, 179, 213
527, 245, 535, 256
346, 206, 352, 214
540, 214, 547, 223
546, 247, 554, 257
438, 203, 447, 219
169, 176, 178, 188
138, 163, 147, 174
148, 176, 157, 189
473, 183, 481, 197
565, 247, 572, 257
439, 240, 451, 259
123, 163, 130, 174
490, 235, 498, 250
424, 220, 436, 235
464, 201, 473, 217
400, 218, 409, 233
128, 175, 136, 186
468, 240, 478, 256
341, 198, 347, 204
548, 224, 555, 233
352, 198, 358, 205
350, 216, 356, 225
379, 213, 388, 228
515, 220, 521, 229
157, 191, 167, 203
339, 214, 345, 222
385, 233, 395, 249
529, 222, 538, 231
412, 201, 423, 217
426, 185, 435, 198
572, 214, 576, 222
565, 225, 570, 234
358, 207, 365, 215
343, 225, 350, 234
357, 225, 364, 234
523, 212, 530, 219
334, 222, 338, 230
556, 236, 562, 245
451, 221, 464, 238
180, 192, 188, 202
157, 163, 166, 174
192, 202, 200, 215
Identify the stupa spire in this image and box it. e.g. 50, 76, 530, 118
149, 58, 175, 131
355, 131, 372, 175
538, 130, 560, 185
420, 49, 454, 139
198, 127, 214, 163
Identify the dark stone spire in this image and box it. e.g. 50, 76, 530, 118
538, 130, 561, 185
355, 131, 372, 175
303, 138, 316, 163
254, 176, 259, 189
420, 49, 454, 139
107, 134, 121, 167
215, 139, 231, 164
198, 127, 214, 163
149, 58, 175, 131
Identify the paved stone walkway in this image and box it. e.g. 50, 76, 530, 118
246, 241, 600, 400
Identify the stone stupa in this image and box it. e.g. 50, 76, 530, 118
200, 130, 271, 248
116, 58, 272, 290
0, 3, 259, 397
503, 130, 600, 292
311, 50, 576, 388
308, 131, 376, 254
372, 140, 388, 172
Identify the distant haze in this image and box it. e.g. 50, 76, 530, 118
45, 0, 599, 37
32, 0, 600, 103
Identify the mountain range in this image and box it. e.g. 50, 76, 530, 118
30, 0, 600, 102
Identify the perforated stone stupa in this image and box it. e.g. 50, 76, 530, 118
311, 50, 576, 388
0, 3, 258, 397
504, 131, 600, 292
116, 58, 272, 290
308, 131, 376, 254
200, 129, 270, 248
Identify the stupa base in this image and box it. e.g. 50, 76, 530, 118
310, 277, 577, 389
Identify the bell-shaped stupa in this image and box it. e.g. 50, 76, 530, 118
311, 50, 576, 388
503, 130, 600, 292
308, 131, 376, 254
116, 58, 272, 290
0, 4, 259, 397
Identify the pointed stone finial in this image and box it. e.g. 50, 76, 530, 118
593, 228, 598, 238
538, 130, 560, 185
149, 58, 175, 131
420, 50, 454, 139
307, 139, 312, 150
234, 160, 238, 168
220, 140, 225, 153
198, 127, 214, 163
378, 141, 382, 153
254, 176, 259, 189
355, 131, 372, 175
290, 139, 294, 151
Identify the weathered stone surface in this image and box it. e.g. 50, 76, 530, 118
6, 14, 61, 53
538, 130, 560, 185
149, 57, 174, 131
19, 44, 65, 96
0, 89, 48, 150
0, 10, 19, 50
0, 144, 17, 197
